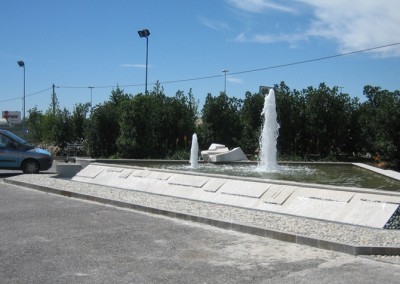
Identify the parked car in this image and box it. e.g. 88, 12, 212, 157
0, 129, 53, 173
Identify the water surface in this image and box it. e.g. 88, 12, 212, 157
131, 162, 400, 191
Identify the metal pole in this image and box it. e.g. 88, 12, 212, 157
222, 69, 229, 94
52, 84, 56, 116
145, 36, 148, 94
23, 65, 25, 122
17, 61, 25, 123
89, 87, 94, 109
138, 29, 150, 95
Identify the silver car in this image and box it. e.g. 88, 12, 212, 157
0, 129, 53, 173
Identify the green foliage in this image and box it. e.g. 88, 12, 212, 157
358, 86, 400, 165
274, 82, 307, 156
85, 87, 129, 158
24, 81, 400, 168
117, 85, 198, 158
71, 103, 90, 141
26, 107, 44, 143
302, 83, 353, 157
239, 91, 264, 154
199, 92, 243, 149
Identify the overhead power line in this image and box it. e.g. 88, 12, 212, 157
0, 87, 52, 103
229, 42, 400, 76
58, 42, 400, 90
2, 42, 399, 103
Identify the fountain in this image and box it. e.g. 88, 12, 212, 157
190, 133, 199, 168
258, 88, 280, 171
71, 87, 400, 231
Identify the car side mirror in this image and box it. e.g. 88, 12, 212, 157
8, 141, 18, 149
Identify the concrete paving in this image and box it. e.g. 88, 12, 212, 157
2, 180, 400, 283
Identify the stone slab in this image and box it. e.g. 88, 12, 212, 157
261, 185, 295, 205
298, 187, 355, 203
130, 169, 150, 178
202, 178, 226, 192
219, 180, 270, 198
119, 169, 134, 179
71, 163, 400, 229
168, 174, 209, 188
358, 193, 400, 205
147, 171, 172, 180
74, 165, 103, 178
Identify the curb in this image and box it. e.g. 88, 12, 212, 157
5, 178, 400, 256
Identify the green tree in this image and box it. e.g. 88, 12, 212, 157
26, 107, 45, 143
199, 92, 243, 149
358, 86, 400, 166
303, 83, 353, 158
274, 82, 307, 157
117, 86, 198, 158
85, 87, 129, 157
71, 102, 90, 142
240, 91, 264, 154
117, 93, 160, 158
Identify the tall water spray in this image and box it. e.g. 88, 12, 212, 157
190, 133, 199, 168
258, 89, 280, 170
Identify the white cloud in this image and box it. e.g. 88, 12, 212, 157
229, 0, 400, 57
199, 17, 229, 31
120, 64, 148, 68
226, 0, 296, 14
298, 0, 400, 56
227, 76, 244, 84
235, 32, 308, 44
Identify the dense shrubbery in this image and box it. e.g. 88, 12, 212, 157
25, 81, 400, 168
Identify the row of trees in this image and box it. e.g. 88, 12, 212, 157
24, 81, 400, 168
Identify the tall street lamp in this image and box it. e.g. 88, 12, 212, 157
138, 29, 150, 94
88, 86, 94, 109
17, 60, 25, 123
222, 69, 229, 94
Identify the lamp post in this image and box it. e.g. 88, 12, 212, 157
17, 61, 25, 123
88, 86, 94, 109
222, 69, 229, 94
138, 29, 150, 94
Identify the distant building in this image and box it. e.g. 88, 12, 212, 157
2, 111, 22, 125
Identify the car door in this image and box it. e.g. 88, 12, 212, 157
0, 133, 20, 169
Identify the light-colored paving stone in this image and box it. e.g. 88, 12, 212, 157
70, 163, 400, 229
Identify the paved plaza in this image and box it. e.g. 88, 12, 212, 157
1, 179, 400, 283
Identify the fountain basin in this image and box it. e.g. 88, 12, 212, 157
72, 162, 400, 229
84, 159, 400, 191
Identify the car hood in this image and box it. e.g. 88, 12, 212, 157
28, 147, 52, 157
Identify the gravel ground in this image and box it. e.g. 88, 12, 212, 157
5, 173, 400, 261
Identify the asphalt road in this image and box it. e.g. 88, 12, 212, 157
1, 177, 400, 283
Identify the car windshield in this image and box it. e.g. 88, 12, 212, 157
1, 130, 31, 146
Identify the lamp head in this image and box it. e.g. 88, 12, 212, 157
138, 29, 150, 38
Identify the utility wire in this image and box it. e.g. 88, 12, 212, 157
229, 42, 400, 76
57, 42, 400, 90
0, 87, 52, 103
2, 42, 399, 101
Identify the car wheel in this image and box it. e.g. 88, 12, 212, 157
22, 159, 40, 174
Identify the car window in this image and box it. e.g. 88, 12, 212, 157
2, 130, 27, 144
0, 134, 12, 148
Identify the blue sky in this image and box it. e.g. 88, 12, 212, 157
1, 0, 399, 115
